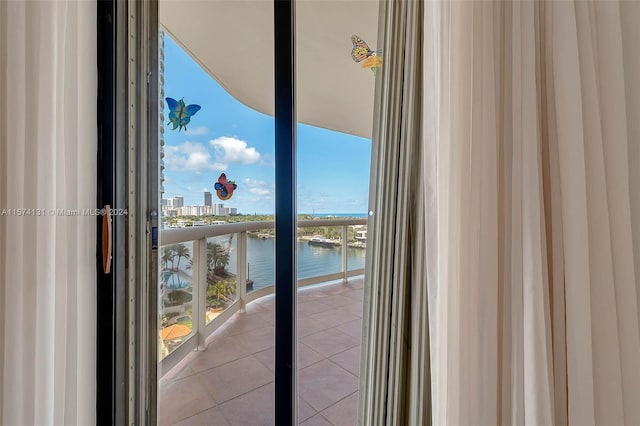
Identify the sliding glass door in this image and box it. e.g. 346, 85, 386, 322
156, 1, 278, 425
131, 1, 379, 424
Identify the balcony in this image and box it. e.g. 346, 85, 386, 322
159, 219, 366, 425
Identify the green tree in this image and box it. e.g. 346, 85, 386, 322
206, 279, 235, 309
167, 289, 192, 305
173, 244, 191, 271
206, 242, 230, 273
162, 247, 176, 271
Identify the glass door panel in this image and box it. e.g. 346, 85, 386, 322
157, 2, 275, 424
295, 0, 378, 423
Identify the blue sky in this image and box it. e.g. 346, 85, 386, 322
162, 36, 371, 215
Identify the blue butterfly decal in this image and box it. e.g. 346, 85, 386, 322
214, 173, 237, 200
166, 97, 201, 131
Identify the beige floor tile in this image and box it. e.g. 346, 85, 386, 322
349, 280, 364, 290
256, 307, 275, 324
300, 328, 359, 358
252, 342, 324, 373
298, 286, 328, 297
232, 325, 274, 354
298, 343, 325, 369
316, 294, 355, 308
161, 280, 365, 426
338, 303, 365, 319
342, 289, 364, 302
300, 414, 333, 426
299, 359, 358, 412
298, 300, 332, 315
172, 406, 229, 426
218, 383, 275, 426
253, 347, 274, 372
170, 364, 196, 381
243, 301, 267, 314
189, 336, 254, 373
298, 315, 331, 337
318, 284, 354, 296
335, 319, 362, 339
223, 313, 272, 336
200, 355, 273, 403
252, 294, 275, 307
159, 374, 216, 426
329, 346, 361, 377
310, 308, 360, 328
320, 391, 358, 426
299, 397, 317, 422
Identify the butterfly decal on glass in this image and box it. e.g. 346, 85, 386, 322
351, 35, 382, 74
166, 97, 201, 131
214, 173, 237, 201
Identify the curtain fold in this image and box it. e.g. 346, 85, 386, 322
359, 1, 428, 425
0, 1, 96, 425
360, 1, 640, 424
620, 0, 640, 342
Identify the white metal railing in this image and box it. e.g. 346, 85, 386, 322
159, 218, 367, 374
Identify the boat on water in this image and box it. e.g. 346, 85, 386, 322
308, 236, 340, 248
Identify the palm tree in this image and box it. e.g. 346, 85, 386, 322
206, 279, 235, 309
162, 247, 176, 271
161, 251, 172, 271
206, 242, 230, 273
173, 244, 191, 272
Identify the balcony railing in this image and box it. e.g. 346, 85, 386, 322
159, 218, 367, 374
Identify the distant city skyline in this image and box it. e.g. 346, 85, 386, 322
162, 194, 237, 217
162, 35, 371, 214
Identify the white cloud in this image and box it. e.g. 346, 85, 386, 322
184, 126, 209, 136
249, 187, 271, 196
243, 177, 272, 197
244, 178, 267, 186
165, 141, 226, 172
210, 137, 261, 164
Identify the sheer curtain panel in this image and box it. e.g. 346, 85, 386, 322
360, 1, 640, 425
0, 1, 97, 424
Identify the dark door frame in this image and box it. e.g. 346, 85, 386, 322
274, 0, 298, 424
96, 0, 129, 423
97, 0, 299, 423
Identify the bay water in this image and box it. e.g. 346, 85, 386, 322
224, 237, 366, 290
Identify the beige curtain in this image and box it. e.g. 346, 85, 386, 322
0, 1, 96, 424
360, 1, 640, 424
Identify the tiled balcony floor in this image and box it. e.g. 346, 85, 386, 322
159, 277, 365, 426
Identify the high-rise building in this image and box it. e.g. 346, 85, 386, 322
204, 191, 212, 207
181, 205, 205, 216
213, 203, 224, 216
174, 196, 184, 208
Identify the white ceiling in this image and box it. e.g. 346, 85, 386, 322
160, 0, 379, 138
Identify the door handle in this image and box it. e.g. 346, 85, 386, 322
102, 204, 112, 274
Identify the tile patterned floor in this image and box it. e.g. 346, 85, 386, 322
159, 278, 364, 426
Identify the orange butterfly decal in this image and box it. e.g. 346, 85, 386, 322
351, 35, 382, 73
